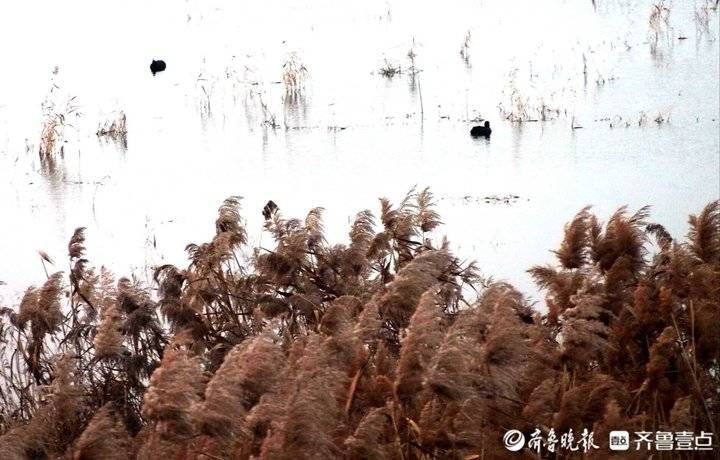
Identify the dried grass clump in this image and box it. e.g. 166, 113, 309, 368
141, 339, 205, 441
695, 4, 712, 35
282, 52, 308, 95
0, 355, 86, 458
379, 59, 402, 78
344, 406, 395, 459
649, 0, 671, 33
498, 68, 564, 122
94, 304, 125, 358
529, 199, 719, 444
72, 404, 132, 460
194, 326, 284, 445
688, 200, 719, 263
38, 67, 80, 162
0, 192, 717, 459
459, 30, 471, 63
96, 111, 128, 147
648, 0, 672, 55
258, 335, 348, 459
395, 289, 447, 403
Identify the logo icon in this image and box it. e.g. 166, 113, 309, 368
609, 431, 630, 451
504, 430, 526, 452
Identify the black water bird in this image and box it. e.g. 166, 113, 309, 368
150, 60, 166, 75
470, 121, 492, 137
262, 200, 278, 220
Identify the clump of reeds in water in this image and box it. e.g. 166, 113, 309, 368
608, 108, 672, 128
194, 64, 218, 125
282, 52, 308, 95
379, 58, 402, 78
38, 67, 80, 162
0, 189, 717, 459
649, 0, 672, 54
255, 90, 279, 129
497, 67, 566, 122
498, 87, 562, 122
459, 30, 471, 64
649, 0, 671, 32
694, 1, 715, 36
96, 111, 128, 147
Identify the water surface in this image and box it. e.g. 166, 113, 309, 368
0, 0, 718, 303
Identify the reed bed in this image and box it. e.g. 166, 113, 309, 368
0, 190, 717, 459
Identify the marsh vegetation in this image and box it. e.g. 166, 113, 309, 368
0, 193, 717, 459
38, 68, 80, 163
96, 111, 128, 148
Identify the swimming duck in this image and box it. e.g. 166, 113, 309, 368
470, 121, 492, 137
150, 59, 166, 75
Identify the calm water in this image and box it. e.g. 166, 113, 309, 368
0, 0, 718, 303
